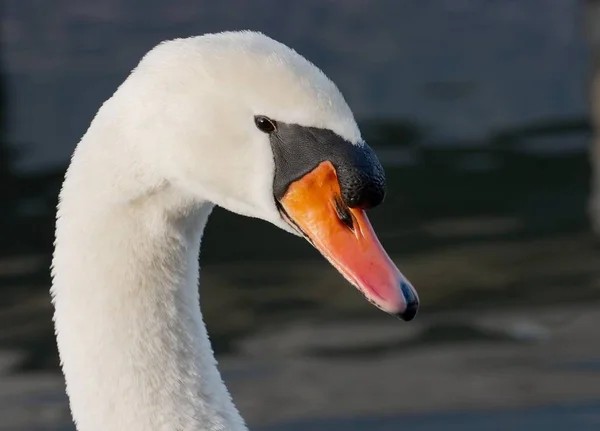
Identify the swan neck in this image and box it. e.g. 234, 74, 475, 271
51, 183, 247, 431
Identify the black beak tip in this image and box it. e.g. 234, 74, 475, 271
396, 300, 419, 322
395, 280, 419, 321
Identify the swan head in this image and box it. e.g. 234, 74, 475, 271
108, 31, 418, 320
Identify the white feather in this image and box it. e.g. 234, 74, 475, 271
51, 31, 361, 431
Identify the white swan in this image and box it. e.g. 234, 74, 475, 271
50, 31, 419, 431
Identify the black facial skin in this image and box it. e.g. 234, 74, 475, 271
258, 118, 386, 209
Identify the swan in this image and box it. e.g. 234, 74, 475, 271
50, 31, 420, 431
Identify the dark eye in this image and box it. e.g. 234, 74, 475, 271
254, 115, 276, 133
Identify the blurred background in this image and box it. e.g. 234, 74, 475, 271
1, 1, 600, 430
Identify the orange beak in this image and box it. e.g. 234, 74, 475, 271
277, 161, 419, 320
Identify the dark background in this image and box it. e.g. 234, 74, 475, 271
1, 1, 599, 430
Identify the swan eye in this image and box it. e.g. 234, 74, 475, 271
254, 116, 277, 133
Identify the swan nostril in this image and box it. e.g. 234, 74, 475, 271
333, 198, 355, 231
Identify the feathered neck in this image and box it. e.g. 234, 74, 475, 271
51, 147, 247, 431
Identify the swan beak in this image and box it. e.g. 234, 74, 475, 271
277, 161, 419, 321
